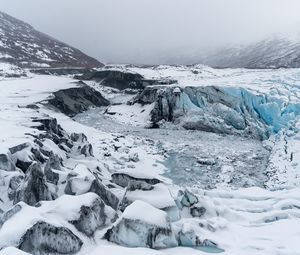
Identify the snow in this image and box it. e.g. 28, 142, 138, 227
0, 247, 31, 255
128, 65, 300, 103
0, 62, 26, 78
105, 103, 154, 127
0, 193, 103, 249
121, 200, 169, 228
0, 75, 78, 153
0, 75, 77, 105
0, 66, 300, 254
125, 183, 176, 209
68, 164, 97, 194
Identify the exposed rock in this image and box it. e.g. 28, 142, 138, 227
75, 69, 177, 91
10, 144, 47, 173
0, 11, 103, 68
0, 204, 23, 228
9, 143, 29, 155
29, 68, 89, 76
75, 70, 145, 90
177, 189, 198, 208
71, 196, 117, 236
14, 162, 54, 206
129, 153, 139, 162
44, 166, 59, 185
18, 221, 83, 255
64, 165, 119, 210
190, 206, 206, 218
32, 117, 67, 142
79, 143, 94, 157
198, 36, 300, 69
0, 154, 15, 172
88, 180, 119, 210
9, 175, 24, 191
70, 133, 88, 143
0, 194, 114, 252
111, 172, 161, 191
8, 143, 37, 173
130, 86, 162, 105
44, 154, 62, 185
48, 82, 110, 117
31, 118, 72, 157
8, 175, 24, 201
105, 201, 177, 248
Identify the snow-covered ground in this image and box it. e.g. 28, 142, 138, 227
0, 65, 300, 255
83, 65, 300, 189
0, 74, 79, 152
75, 65, 300, 254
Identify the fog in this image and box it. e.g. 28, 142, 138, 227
1, 0, 300, 64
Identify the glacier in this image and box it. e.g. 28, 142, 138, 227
0, 64, 300, 255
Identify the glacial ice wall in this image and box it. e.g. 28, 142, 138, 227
133, 85, 300, 140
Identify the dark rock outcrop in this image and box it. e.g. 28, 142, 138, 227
71, 196, 117, 236
48, 82, 110, 117
75, 70, 144, 90
104, 201, 177, 248
14, 162, 54, 206
105, 218, 177, 249
111, 172, 161, 191
0, 204, 23, 228
190, 206, 206, 218
44, 154, 62, 185
0, 153, 15, 172
18, 222, 83, 255
65, 173, 119, 210
88, 180, 119, 210
8, 174, 24, 201
75, 70, 177, 91
29, 68, 89, 76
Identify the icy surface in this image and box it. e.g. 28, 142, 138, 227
75, 108, 270, 189
1, 66, 300, 255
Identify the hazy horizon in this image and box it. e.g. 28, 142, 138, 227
1, 0, 300, 64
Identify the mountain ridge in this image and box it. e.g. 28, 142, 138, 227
0, 11, 103, 68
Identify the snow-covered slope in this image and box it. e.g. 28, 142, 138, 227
0, 62, 27, 78
0, 11, 103, 68
93, 65, 300, 190
199, 36, 300, 69
0, 65, 300, 255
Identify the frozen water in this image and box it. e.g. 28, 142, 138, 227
75, 108, 270, 189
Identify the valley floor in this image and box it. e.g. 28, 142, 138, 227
0, 65, 300, 255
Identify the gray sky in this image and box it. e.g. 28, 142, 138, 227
1, 0, 300, 64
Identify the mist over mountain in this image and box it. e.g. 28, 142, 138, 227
1, 2, 300, 255
2, 0, 300, 66
162, 35, 300, 69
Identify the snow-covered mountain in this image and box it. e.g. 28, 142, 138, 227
1, 11, 300, 254
0, 11, 103, 68
199, 36, 300, 69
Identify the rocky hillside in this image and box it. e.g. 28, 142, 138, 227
0, 11, 103, 68
199, 37, 300, 69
